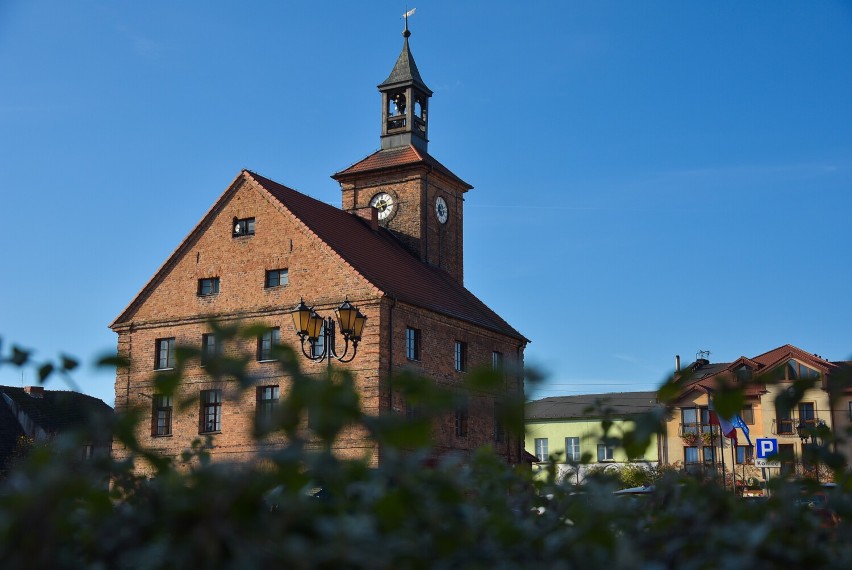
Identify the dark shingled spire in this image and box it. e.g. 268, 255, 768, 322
378, 22, 432, 95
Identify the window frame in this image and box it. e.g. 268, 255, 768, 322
736, 445, 754, 465
264, 268, 289, 288
257, 327, 280, 362
405, 327, 421, 361
232, 217, 256, 237
454, 402, 468, 438
740, 404, 755, 425
152, 394, 173, 437
565, 436, 581, 462
684, 446, 700, 464
493, 402, 504, 443
492, 351, 503, 371
454, 340, 467, 372
201, 333, 219, 367
200, 389, 222, 434
256, 385, 279, 425
597, 443, 615, 462
197, 277, 220, 297
534, 438, 548, 462
155, 337, 176, 370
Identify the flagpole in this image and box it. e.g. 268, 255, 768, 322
731, 442, 737, 492
719, 427, 726, 483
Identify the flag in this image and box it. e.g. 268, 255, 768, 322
708, 399, 738, 446
731, 415, 753, 447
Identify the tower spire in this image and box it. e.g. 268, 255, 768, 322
378, 8, 431, 151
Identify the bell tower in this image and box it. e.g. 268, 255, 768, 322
378, 14, 432, 152
333, 18, 471, 284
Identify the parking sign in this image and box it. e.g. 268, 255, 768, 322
756, 438, 778, 459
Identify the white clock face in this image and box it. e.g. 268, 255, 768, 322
435, 196, 448, 224
369, 192, 395, 220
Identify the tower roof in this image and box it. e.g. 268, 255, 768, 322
378, 30, 432, 95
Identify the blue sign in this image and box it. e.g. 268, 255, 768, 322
756, 438, 778, 459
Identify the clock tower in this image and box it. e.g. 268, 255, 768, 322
333, 20, 471, 284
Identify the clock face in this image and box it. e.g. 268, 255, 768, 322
435, 196, 448, 224
369, 192, 395, 220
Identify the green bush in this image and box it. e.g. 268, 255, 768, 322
1, 334, 851, 568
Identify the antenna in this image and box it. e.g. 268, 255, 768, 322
696, 349, 711, 362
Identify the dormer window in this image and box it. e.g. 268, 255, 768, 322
233, 217, 255, 237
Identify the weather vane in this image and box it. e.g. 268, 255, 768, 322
402, 7, 416, 35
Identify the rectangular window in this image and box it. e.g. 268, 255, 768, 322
776, 407, 793, 435
310, 324, 325, 359
703, 446, 716, 464
493, 402, 504, 443
597, 443, 615, 462
736, 446, 754, 465
534, 438, 548, 462
406, 401, 420, 420
798, 402, 816, 426
257, 327, 280, 361
152, 394, 173, 436
197, 277, 220, 297
681, 408, 698, 434
849, 401, 852, 421
565, 437, 581, 462
779, 444, 796, 476
492, 351, 503, 371
256, 385, 279, 425
405, 327, 421, 361
454, 403, 468, 437
741, 404, 755, 425
200, 389, 222, 433
454, 341, 467, 372
264, 269, 288, 288
155, 338, 175, 370
201, 333, 219, 366
684, 446, 699, 464
233, 217, 255, 237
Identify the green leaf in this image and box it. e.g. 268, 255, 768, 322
38, 363, 54, 382
11, 346, 29, 366
60, 355, 79, 371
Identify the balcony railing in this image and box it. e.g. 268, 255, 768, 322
680, 423, 718, 436
772, 415, 820, 436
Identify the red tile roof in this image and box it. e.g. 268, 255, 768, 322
332, 145, 473, 190
248, 171, 525, 342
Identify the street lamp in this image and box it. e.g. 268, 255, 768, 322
797, 419, 824, 483
290, 298, 367, 367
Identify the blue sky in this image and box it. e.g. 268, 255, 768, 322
1, 1, 851, 406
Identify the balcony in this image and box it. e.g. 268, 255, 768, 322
772, 415, 820, 437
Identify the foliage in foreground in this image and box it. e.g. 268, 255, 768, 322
0, 334, 851, 569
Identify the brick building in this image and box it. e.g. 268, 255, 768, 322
110, 25, 527, 471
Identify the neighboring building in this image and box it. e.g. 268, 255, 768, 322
525, 392, 660, 482
110, 25, 527, 473
0, 385, 113, 474
665, 344, 851, 489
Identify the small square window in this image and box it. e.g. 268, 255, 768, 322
741, 404, 755, 425
454, 341, 467, 372
198, 277, 220, 297
200, 389, 222, 433
597, 443, 615, 462
155, 338, 175, 370
152, 394, 173, 436
233, 217, 255, 237
406, 327, 421, 361
265, 269, 289, 288
534, 438, 548, 462
257, 327, 280, 361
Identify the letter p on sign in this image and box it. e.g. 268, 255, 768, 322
757, 438, 777, 459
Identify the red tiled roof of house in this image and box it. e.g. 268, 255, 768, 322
751, 344, 835, 372
248, 171, 525, 342
332, 145, 473, 190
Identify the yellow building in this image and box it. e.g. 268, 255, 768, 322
525, 392, 660, 483
664, 344, 850, 492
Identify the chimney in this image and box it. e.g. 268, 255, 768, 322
351, 205, 379, 231
675, 355, 681, 373
24, 386, 44, 398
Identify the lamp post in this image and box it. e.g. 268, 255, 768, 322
290, 298, 367, 368
797, 419, 824, 483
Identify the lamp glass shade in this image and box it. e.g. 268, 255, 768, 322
306, 311, 324, 340
351, 310, 367, 341
796, 421, 808, 441
292, 300, 313, 336
336, 300, 357, 335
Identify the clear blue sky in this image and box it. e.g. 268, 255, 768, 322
2, 1, 851, 406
